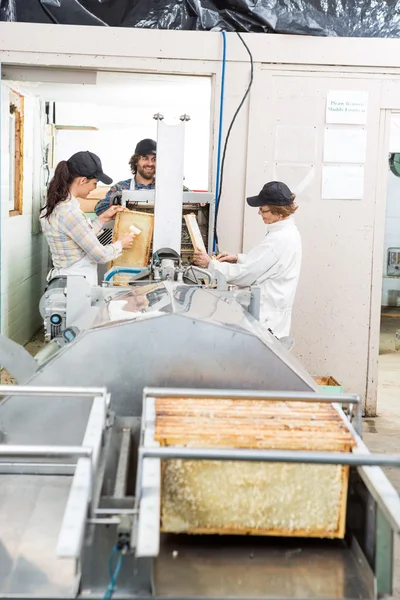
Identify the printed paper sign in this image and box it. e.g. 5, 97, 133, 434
326, 91, 368, 125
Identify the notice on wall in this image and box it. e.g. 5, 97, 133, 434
323, 128, 367, 163
322, 165, 364, 200
326, 91, 368, 125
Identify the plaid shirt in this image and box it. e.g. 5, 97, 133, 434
94, 177, 189, 215
95, 178, 154, 216
41, 196, 122, 268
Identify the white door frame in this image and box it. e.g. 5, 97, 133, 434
366, 109, 393, 415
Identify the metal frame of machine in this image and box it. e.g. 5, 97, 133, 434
38, 273, 262, 347
2, 384, 400, 599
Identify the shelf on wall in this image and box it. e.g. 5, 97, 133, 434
54, 125, 99, 131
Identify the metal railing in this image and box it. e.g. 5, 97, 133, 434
0, 385, 110, 561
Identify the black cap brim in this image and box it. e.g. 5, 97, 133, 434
96, 172, 113, 185
246, 195, 262, 207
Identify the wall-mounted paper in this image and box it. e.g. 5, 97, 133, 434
322, 165, 364, 200
323, 128, 367, 164
326, 91, 368, 125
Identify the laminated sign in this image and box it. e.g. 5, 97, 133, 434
326, 91, 368, 125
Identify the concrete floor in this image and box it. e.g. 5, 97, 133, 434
365, 316, 400, 486
0, 329, 44, 384
364, 315, 400, 598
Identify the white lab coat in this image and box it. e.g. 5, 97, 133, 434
209, 217, 302, 338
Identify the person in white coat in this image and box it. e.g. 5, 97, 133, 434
193, 181, 302, 339
41, 151, 137, 286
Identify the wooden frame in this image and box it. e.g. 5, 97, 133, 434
9, 91, 24, 217
109, 210, 154, 285
183, 213, 207, 253
155, 396, 356, 539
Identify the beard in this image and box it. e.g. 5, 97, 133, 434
137, 165, 155, 181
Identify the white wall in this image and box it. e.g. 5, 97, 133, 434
244, 70, 388, 414
1, 82, 48, 345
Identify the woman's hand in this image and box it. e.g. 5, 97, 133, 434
119, 232, 136, 249
217, 252, 238, 264
98, 205, 125, 224
193, 250, 211, 268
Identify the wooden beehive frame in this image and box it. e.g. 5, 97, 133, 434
109, 209, 154, 285
154, 396, 356, 539
184, 213, 207, 253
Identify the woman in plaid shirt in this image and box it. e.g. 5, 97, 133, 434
41, 151, 137, 286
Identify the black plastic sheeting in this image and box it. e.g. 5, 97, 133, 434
1, 0, 400, 37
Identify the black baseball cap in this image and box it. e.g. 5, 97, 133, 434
135, 138, 157, 156
247, 181, 293, 207
67, 151, 113, 185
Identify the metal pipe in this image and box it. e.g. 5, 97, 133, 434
57, 457, 92, 559
0, 445, 92, 460
0, 462, 75, 475
143, 386, 360, 405
0, 385, 107, 397
88, 518, 120, 525
114, 428, 132, 499
138, 446, 400, 468
81, 396, 107, 476
96, 508, 137, 516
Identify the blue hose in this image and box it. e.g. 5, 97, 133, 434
213, 30, 227, 252
104, 267, 144, 282
102, 546, 123, 600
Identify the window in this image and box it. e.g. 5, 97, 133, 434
9, 91, 24, 216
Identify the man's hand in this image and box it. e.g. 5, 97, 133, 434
98, 205, 125, 224
217, 252, 238, 264
193, 250, 212, 268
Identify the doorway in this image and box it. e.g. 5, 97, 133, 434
376, 112, 400, 423
0, 68, 213, 348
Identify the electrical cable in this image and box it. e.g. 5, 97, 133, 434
102, 545, 123, 600
213, 31, 254, 250
213, 30, 226, 252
